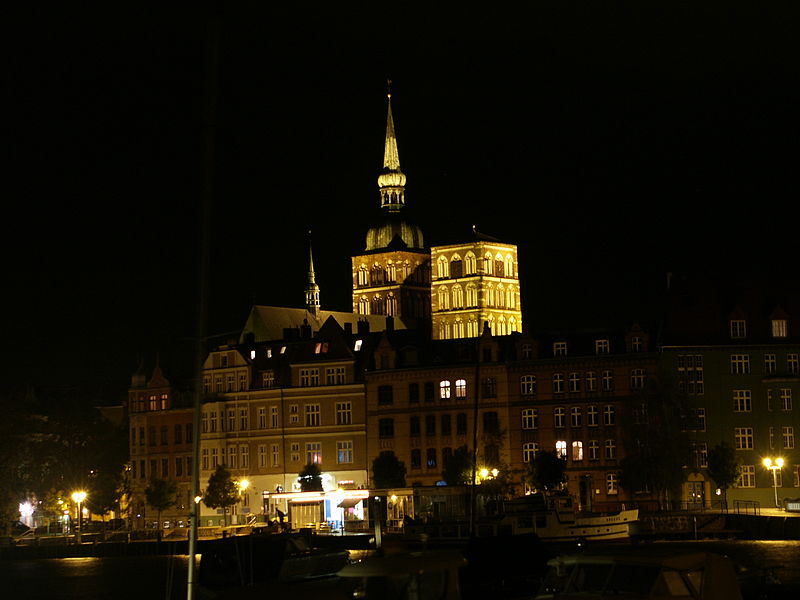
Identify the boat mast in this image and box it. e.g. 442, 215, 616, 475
187, 9, 218, 600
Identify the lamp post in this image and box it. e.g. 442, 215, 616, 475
71, 491, 87, 541
238, 479, 250, 525
762, 457, 784, 509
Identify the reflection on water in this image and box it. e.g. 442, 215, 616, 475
0, 540, 797, 599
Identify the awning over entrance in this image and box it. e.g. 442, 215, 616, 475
338, 497, 363, 508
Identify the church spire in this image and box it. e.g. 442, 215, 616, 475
304, 232, 321, 317
377, 86, 407, 212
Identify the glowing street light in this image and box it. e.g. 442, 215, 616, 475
71, 491, 87, 539
762, 457, 784, 509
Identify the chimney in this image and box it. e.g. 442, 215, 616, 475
357, 319, 370, 335
301, 319, 312, 340
344, 322, 353, 335
385, 315, 394, 332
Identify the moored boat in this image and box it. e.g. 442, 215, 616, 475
499, 494, 639, 542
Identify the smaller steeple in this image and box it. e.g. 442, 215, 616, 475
305, 232, 321, 317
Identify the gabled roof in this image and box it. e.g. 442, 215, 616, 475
239, 305, 412, 344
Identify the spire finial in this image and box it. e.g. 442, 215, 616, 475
387, 78, 392, 98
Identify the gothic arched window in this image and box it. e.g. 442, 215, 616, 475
465, 252, 477, 275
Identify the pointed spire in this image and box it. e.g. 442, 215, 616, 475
377, 84, 407, 211
305, 231, 321, 317
383, 90, 401, 171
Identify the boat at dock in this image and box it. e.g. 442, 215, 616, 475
499, 494, 639, 542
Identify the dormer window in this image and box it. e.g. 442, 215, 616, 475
266, 348, 273, 358
730, 320, 747, 339
354, 339, 363, 351
553, 341, 568, 357
595, 339, 610, 354
772, 319, 788, 338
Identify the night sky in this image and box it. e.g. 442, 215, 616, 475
4, 5, 799, 404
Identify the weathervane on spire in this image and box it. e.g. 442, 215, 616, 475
387, 78, 392, 98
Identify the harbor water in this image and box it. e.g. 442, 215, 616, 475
0, 539, 798, 599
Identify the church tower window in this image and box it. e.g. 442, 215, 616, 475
465, 252, 477, 274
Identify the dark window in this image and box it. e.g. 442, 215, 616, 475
482, 377, 497, 398
186, 423, 193, 444
161, 458, 169, 477
483, 411, 499, 434
442, 447, 453, 466
484, 444, 499, 464
450, 260, 463, 278
160, 426, 168, 445
441, 414, 452, 436
379, 418, 395, 439
411, 449, 421, 469
457, 413, 468, 435
175, 457, 183, 477
424, 382, 435, 402
409, 383, 420, 403
148, 427, 156, 446
410, 416, 421, 436
494, 260, 504, 277
378, 385, 394, 405
174, 424, 182, 445
426, 448, 437, 468
425, 415, 436, 436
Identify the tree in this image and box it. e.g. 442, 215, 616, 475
298, 463, 324, 492
525, 450, 566, 494
145, 478, 177, 539
619, 380, 693, 509
203, 465, 238, 526
441, 445, 472, 485
372, 451, 406, 488
707, 442, 740, 510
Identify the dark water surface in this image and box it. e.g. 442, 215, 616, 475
0, 540, 797, 599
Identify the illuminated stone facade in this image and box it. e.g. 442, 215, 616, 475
431, 237, 522, 340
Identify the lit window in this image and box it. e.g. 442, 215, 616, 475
439, 380, 452, 399
572, 441, 583, 461
305, 442, 322, 464
606, 473, 619, 495
354, 339, 363, 351
555, 440, 567, 458
455, 379, 467, 398
772, 319, 788, 338
337, 441, 353, 464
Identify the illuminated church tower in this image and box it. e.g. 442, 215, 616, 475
351, 93, 431, 326
430, 227, 522, 339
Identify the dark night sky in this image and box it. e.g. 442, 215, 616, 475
3, 4, 800, 404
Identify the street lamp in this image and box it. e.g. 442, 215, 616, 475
762, 457, 784, 509
237, 479, 250, 525
71, 491, 87, 540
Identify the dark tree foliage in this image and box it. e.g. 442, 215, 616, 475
619, 380, 693, 509
441, 445, 472, 486
707, 442, 740, 509
372, 451, 407, 489
145, 478, 178, 539
203, 465, 238, 525
298, 463, 324, 492
525, 450, 567, 494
